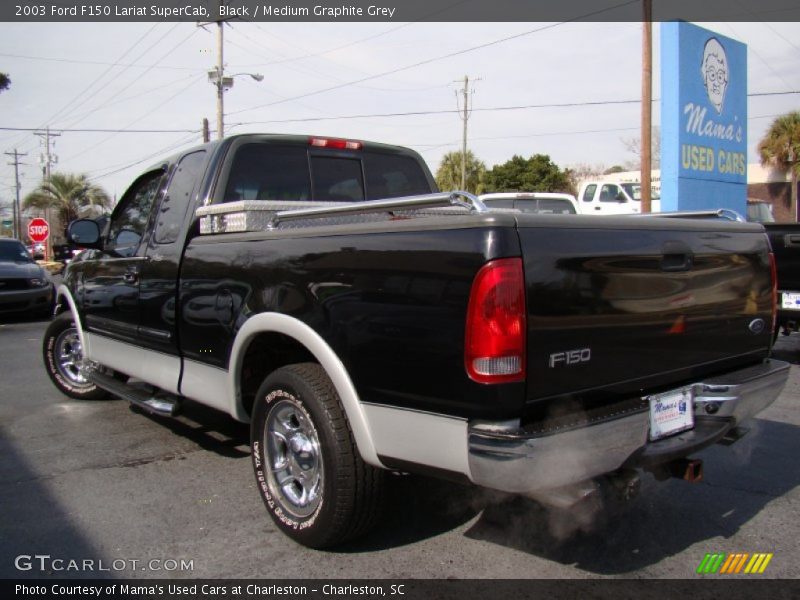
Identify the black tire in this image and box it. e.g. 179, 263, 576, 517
43, 312, 108, 400
251, 363, 384, 548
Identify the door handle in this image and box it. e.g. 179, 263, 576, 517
594, 206, 602, 211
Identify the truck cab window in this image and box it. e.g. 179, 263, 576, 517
223, 144, 310, 202
582, 184, 597, 202
311, 156, 365, 201
106, 170, 163, 257
599, 184, 624, 203
364, 152, 432, 199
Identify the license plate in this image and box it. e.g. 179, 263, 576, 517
648, 387, 694, 441
781, 292, 800, 311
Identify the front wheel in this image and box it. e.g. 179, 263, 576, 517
251, 363, 384, 548
43, 312, 108, 400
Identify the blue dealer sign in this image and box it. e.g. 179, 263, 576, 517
661, 22, 747, 215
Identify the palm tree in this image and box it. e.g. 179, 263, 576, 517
23, 172, 112, 232
435, 150, 487, 194
758, 111, 800, 221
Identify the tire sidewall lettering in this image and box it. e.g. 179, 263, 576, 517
253, 388, 325, 532
44, 320, 97, 397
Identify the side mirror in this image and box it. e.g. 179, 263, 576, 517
67, 219, 102, 248
616, 193, 628, 203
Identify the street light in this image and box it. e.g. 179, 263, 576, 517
207, 68, 264, 139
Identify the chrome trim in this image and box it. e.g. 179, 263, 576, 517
195, 192, 489, 234
630, 209, 745, 222
693, 360, 791, 422
467, 359, 789, 495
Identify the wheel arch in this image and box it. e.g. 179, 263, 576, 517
55, 284, 86, 350
229, 313, 381, 468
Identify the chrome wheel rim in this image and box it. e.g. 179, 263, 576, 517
54, 327, 91, 387
263, 398, 323, 518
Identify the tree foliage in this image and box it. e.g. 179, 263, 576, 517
759, 111, 800, 221
484, 154, 574, 195
23, 172, 112, 229
0, 72, 9, 93
435, 150, 487, 194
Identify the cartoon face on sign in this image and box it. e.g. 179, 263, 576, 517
701, 37, 729, 114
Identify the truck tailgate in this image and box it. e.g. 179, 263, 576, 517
517, 217, 774, 409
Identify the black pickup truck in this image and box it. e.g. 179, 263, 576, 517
43, 134, 789, 548
764, 223, 800, 339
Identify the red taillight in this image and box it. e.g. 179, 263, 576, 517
769, 251, 778, 336
308, 137, 362, 150
465, 258, 526, 384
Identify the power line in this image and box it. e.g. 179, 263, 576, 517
227, 0, 641, 117
0, 51, 198, 71
4, 90, 795, 138
229, 90, 800, 126
86, 131, 201, 182
0, 127, 199, 133
66, 75, 205, 162
1, 25, 166, 154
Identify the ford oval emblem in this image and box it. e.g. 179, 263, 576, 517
748, 318, 766, 335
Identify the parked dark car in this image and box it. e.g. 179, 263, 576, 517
764, 223, 800, 339
0, 238, 54, 317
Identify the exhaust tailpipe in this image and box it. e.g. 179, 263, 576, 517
668, 457, 704, 483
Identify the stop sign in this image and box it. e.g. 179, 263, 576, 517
28, 218, 50, 243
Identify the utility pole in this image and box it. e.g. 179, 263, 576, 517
641, 0, 653, 213
455, 75, 479, 191
202, 118, 210, 143
216, 17, 224, 140
34, 127, 60, 259
4, 149, 26, 240
34, 127, 60, 181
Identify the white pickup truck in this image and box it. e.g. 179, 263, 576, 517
578, 180, 661, 215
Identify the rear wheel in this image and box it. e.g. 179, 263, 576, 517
250, 363, 384, 548
43, 312, 108, 400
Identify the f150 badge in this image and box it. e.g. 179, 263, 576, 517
549, 348, 591, 368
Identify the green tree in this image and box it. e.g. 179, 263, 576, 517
23, 172, 112, 231
759, 111, 800, 221
0, 72, 9, 93
435, 150, 487, 194
485, 154, 574, 194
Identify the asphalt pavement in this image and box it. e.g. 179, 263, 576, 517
1, 313, 799, 581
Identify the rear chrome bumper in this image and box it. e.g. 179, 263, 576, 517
467, 359, 790, 495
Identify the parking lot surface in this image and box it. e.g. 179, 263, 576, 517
1, 314, 799, 580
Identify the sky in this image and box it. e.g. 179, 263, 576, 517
0, 19, 798, 211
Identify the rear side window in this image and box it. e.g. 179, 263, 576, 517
155, 150, 206, 244
582, 184, 597, 202
224, 145, 310, 202
311, 156, 365, 201
363, 152, 432, 200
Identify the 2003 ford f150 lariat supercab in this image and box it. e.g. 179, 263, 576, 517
43, 134, 789, 548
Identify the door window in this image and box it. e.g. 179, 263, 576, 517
599, 184, 624, 203
582, 184, 597, 202
106, 170, 163, 257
